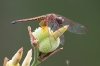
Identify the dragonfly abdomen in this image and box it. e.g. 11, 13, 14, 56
11, 16, 45, 24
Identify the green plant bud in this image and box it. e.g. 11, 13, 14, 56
39, 36, 60, 53
32, 26, 53, 43
32, 25, 69, 53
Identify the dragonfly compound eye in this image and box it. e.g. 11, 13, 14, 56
56, 17, 63, 24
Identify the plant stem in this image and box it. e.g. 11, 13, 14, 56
28, 26, 40, 66
31, 44, 40, 66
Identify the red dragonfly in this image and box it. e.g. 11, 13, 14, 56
11, 13, 88, 44
11, 13, 88, 34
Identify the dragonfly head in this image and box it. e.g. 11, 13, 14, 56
55, 17, 64, 24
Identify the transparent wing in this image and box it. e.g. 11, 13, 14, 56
47, 19, 65, 45
59, 34, 65, 45
57, 14, 88, 34
47, 21, 57, 31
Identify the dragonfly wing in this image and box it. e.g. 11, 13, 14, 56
48, 20, 65, 45
57, 14, 88, 34
59, 34, 65, 45
59, 25, 66, 45
47, 21, 57, 31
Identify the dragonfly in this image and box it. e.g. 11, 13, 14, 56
11, 13, 88, 44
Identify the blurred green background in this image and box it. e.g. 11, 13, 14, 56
0, 0, 100, 66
